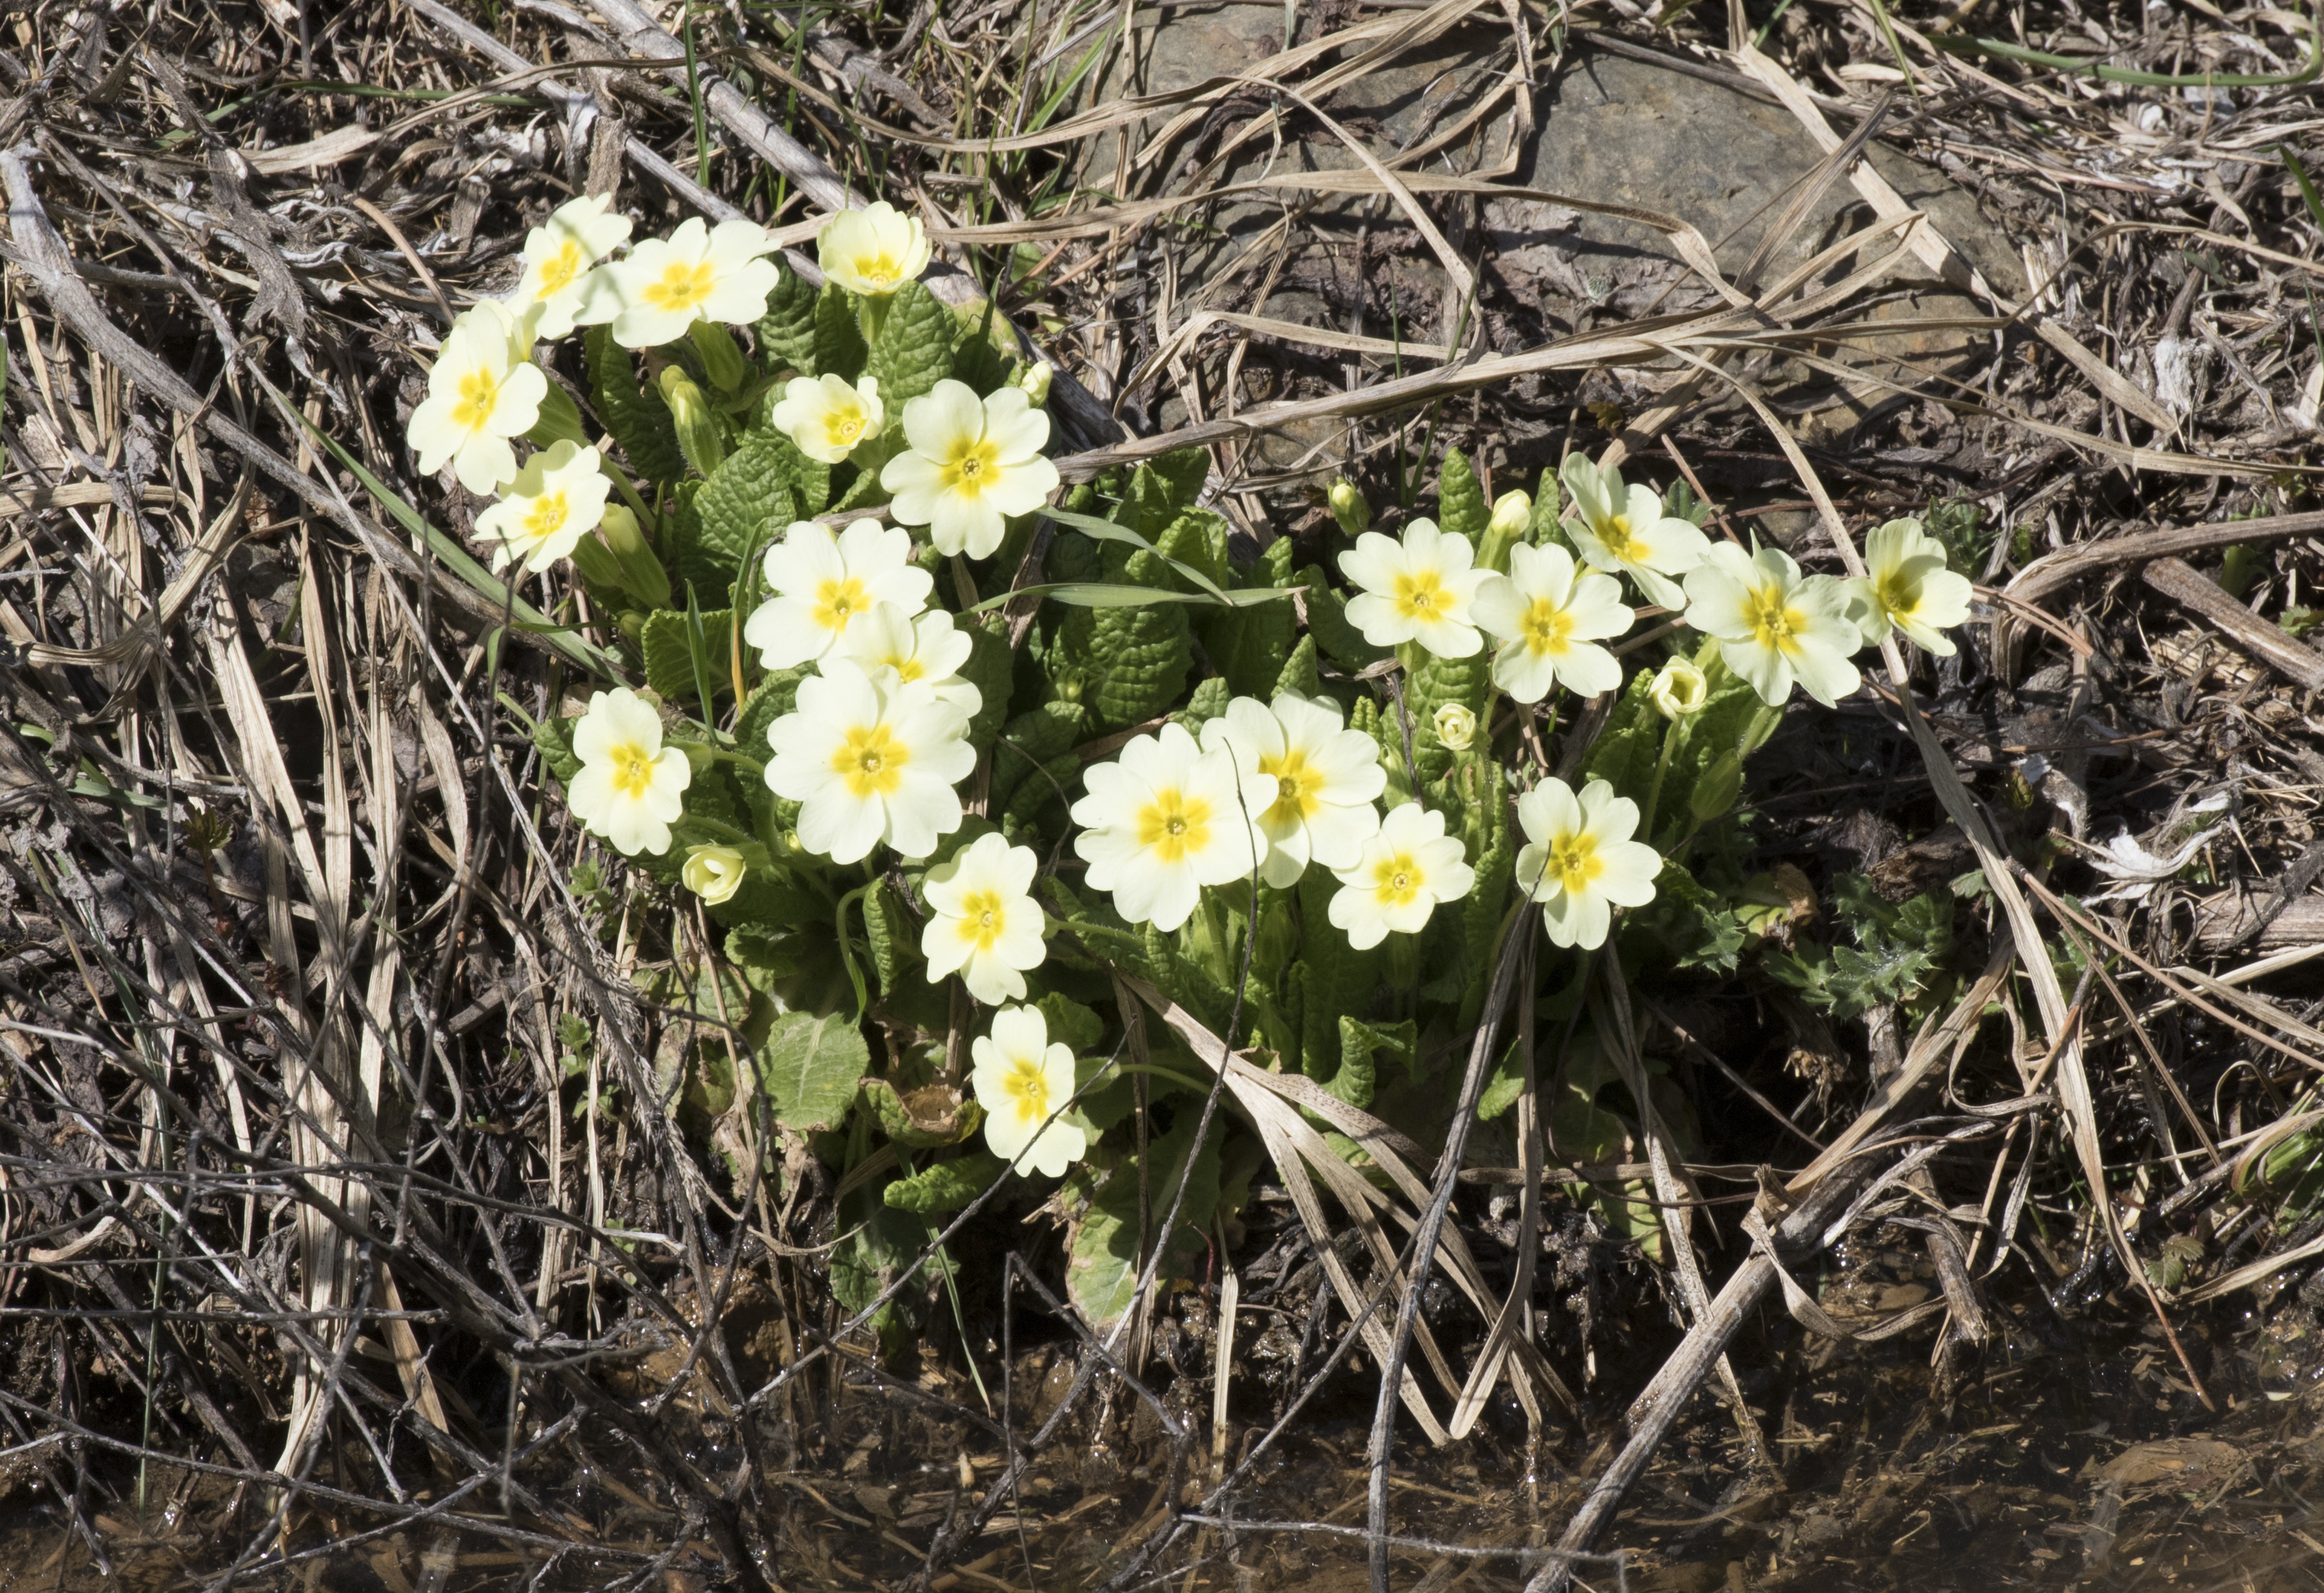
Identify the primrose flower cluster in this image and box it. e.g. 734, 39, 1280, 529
404, 182, 1977, 1286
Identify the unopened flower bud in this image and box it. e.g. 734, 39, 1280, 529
657, 364, 725, 478
1432, 702, 1477, 751
1690, 750, 1743, 822
596, 503, 671, 609
1489, 490, 1532, 539
600, 503, 644, 556
688, 321, 748, 395
1018, 361, 1053, 406
617, 610, 649, 645
1328, 479, 1371, 538
682, 844, 746, 905
1651, 658, 1708, 720
526, 379, 589, 451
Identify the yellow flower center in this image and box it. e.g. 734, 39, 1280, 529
537, 239, 584, 296
828, 411, 865, 445
814, 576, 870, 633
1599, 513, 1637, 561
887, 650, 926, 683
1372, 852, 1423, 906
1745, 586, 1805, 653
955, 889, 1007, 952
854, 252, 902, 290
643, 259, 718, 314
449, 365, 501, 432
832, 722, 909, 798
607, 742, 657, 798
1001, 1056, 1051, 1124
1547, 832, 1602, 895
1876, 572, 1919, 619
1135, 787, 1212, 864
1393, 569, 1448, 620
942, 440, 1002, 497
1261, 749, 1317, 824
1521, 599, 1572, 657
523, 491, 570, 542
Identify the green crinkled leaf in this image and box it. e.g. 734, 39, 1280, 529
728, 924, 855, 1015
1035, 993, 1105, 1053
866, 280, 954, 407
1154, 510, 1230, 594
1274, 633, 1321, 699
813, 283, 868, 380
830, 1183, 924, 1347
1050, 539, 1194, 731
1329, 1015, 1416, 1110
1583, 665, 1663, 807
1301, 563, 1389, 670
1435, 447, 1489, 545
885, 1149, 1006, 1214
694, 433, 800, 591
1294, 864, 1381, 1080
1118, 450, 1210, 536
958, 622, 1014, 752
1178, 675, 1230, 727
991, 701, 1086, 811
1405, 649, 1491, 783
1203, 536, 1298, 697
534, 714, 581, 784
755, 264, 820, 375
640, 607, 736, 706
585, 325, 686, 486
1003, 750, 1077, 827
863, 879, 919, 996
757, 1009, 869, 1130
1064, 1111, 1221, 1331
1423, 758, 1512, 1023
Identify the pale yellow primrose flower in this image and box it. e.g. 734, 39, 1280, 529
833, 601, 983, 719
1682, 543, 1863, 709
567, 688, 691, 858
682, 845, 746, 905
1559, 456, 1710, 611
1488, 490, 1533, 540
508, 195, 631, 339
770, 373, 885, 464
407, 299, 545, 495
473, 440, 611, 574
1432, 704, 1477, 751
1200, 693, 1385, 889
1471, 542, 1631, 704
1650, 657, 1708, 719
1071, 722, 1274, 933
1338, 518, 1491, 658
921, 832, 1047, 1006
1850, 517, 1973, 654
579, 216, 780, 349
764, 659, 974, 864
817, 202, 932, 298
881, 380, 1060, 558
971, 1004, 1086, 1178
1513, 777, 1661, 951
1328, 802, 1475, 951
742, 518, 933, 670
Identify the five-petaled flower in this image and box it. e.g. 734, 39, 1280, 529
765, 660, 974, 863
1512, 777, 1661, 950
1339, 518, 1491, 658
407, 299, 545, 495
1559, 456, 1711, 611
1472, 542, 1631, 704
921, 832, 1047, 1005
1071, 722, 1274, 933
580, 216, 780, 349
770, 373, 885, 464
817, 202, 932, 299
681, 845, 746, 905
567, 688, 691, 858
881, 380, 1060, 558
1201, 693, 1385, 889
508, 194, 632, 339
971, 1004, 1086, 1178
1850, 517, 1973, 655
833, 600, 984, 719
1328, 802, 1476, 950
1682, 543, 1863, 709
473, 440, 610, 574
743, 518, 934, 670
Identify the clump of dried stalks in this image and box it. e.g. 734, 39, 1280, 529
2, 0, 2324, 1588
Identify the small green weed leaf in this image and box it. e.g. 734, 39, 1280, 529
695, 433, 800, 586
757, 1009, 869, 1131
866, 280, 954, 406
755, 263, 820, 375
885, 1149, 1007, 1214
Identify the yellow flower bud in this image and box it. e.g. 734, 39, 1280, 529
1431, 702, 1477, 751
1018, 361, 1053, 406
1328, 479, 1371, 538
681, 845, 747, 905
1488, 490, 1532, 538
1651, 657, 1708, 719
